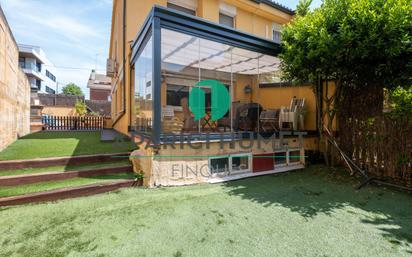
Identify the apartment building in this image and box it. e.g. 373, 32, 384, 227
18, 44, 58, 94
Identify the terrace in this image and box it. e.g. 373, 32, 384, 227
129, 6, 317, 186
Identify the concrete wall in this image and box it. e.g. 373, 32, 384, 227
0, 8, 31, 151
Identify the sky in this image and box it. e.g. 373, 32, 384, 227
0, 0, 321, 99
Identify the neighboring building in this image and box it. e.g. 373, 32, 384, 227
0, 6, 30, 150
87, 70, 111, 101
108, 0, 327, 186
18, 44, 58, 94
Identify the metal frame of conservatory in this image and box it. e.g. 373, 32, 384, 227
130, 5, 282, 145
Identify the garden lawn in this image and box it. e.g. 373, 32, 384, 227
0, 131, 135, 160
0, 173, 135, 198
0, 165, 411, 257
0, 160, 131, 177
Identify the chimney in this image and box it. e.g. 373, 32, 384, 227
91, 69, 96, 80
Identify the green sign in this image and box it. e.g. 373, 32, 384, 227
189, 80, 231, 121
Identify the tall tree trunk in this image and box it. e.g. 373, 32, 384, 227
323, 80, 331, 166
316, 76, 329, 165
322, 79, 341, 166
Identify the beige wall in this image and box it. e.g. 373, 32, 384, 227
131, 137, 306, 187
0, 9, 30, 151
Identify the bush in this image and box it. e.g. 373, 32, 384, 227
389, 86, 412, 118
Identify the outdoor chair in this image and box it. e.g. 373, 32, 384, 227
180, 97, 198, 132
279, 97, 305, 130
217, 102, 242, 131
237, 103, 263, 132
260, 109, 280, 132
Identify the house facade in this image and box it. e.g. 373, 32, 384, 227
87, 70, 112, 101
108, 0, 324, 186
18, 44, 58, 94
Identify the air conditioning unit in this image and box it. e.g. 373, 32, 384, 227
106, 58, 116, 77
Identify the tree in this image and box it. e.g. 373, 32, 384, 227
62, 83, 84, 96
389, 86, 412, 118
296, 0, 313, 16
280, 0, 412, 165
75, 100, 87, 116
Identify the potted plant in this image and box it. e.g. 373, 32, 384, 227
134, 171, 144, 186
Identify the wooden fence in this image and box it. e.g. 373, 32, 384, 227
340, 116, 412, 186
42, 116, 104, 131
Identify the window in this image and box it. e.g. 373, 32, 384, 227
45, 86, 56, 94
274, 151, 287, 166
36, 62, 41, 72
46, 70, 56, 82
219, 13, 234, 28
209, 154, 252, 175
166, 84, 189, 107
289, 150, 301, 164
18, 57, 25, 68
272, 23, 282, 43
112, 89, 117, 115
117, 80, 124, 115
35, 79, 41, 90
219, 2, 236, 28
210, 156, 229, 174
167, 3, 196, 16
133, 36, 153, 133
231, 154, 252, 174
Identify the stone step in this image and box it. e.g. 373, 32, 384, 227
0, 165, 133, 186
0, 179, 138, 206
0, 152, 131, 170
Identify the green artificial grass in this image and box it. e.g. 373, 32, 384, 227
0, 173, 135, 198
0, 165, 411, 257
0, 131, 135, 161
0, 160, 131, 177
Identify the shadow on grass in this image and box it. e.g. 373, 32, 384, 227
222, 165, 412, 247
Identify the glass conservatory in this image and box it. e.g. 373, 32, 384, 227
130, 6, 306, 145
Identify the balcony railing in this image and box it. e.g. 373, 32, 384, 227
20, 63, 41, 73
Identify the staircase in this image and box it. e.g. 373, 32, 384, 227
0, 153, 138, 206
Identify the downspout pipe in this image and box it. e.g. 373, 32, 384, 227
123, 0, 126, 116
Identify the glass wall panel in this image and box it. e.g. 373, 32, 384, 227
231, 47, 260, 133
161, 29, 200, 134
258, 54, 282, 133
133, 36, 153, 133
198, 38, 232, 133
160, 28, 282, 136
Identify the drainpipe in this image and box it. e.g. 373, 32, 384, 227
122, 0, 127, 115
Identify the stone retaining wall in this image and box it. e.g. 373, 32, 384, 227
0, 7, 30, 151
